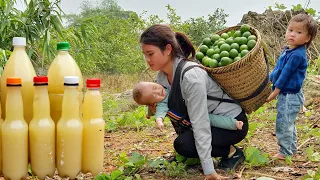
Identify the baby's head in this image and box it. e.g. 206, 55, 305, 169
133, 81, 166, 105
286, 13, 318, 48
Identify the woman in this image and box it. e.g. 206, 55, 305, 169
140, 24, 248, 180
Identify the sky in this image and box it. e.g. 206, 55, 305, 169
58, 0, 320, 26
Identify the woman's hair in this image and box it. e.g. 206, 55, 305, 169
140, 24, 195, 59
289, 13, 318, 48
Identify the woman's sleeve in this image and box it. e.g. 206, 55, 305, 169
181, 68, 215, 175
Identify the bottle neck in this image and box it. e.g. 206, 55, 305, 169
33, 85, 50, 119
13, 46, 26, 51
58, 50, 70, 55
6, 86, 24, 120
61, 85, 79, 119
83, 88, 103, 119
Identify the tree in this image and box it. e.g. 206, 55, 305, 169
185, 8, 229, 46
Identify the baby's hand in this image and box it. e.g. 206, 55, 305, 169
155, 118, 164, 131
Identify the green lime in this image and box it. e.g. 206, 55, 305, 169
240, 24, 250, 33
234, 30, 242, 38
242, 31, 251, 38
213, 48, 220, 54
203, 38, 212, 47
225, 38, 234, 45
195, 52, 204, 61
240, 50, 249, 57
230, 43, 240, 51
229, 49, 239, 59
218, 41, 225, 48
240, 44, 248, 51
218, 62, 222, 67
206, 49, 215, 57
220, 43, 231, 52
202, 57, 211, 66
220, 51, 229, 58
248, 35, 257, 41
234, 56, 241, 62
212, 54, 221, 62
211, 34, 220, 43
234, 37, 241, 44
221, 33, 229, 39
238, 37, 248, 45
208, 59, 219, 68
247, 39, 257, 50
221, 57, 232, 66
199, 45, 209, 54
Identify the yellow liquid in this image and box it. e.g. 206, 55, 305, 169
2, 86, 28, 180
82, 89, 105, 175
29, 86, 55, 179
57, 86, 82, 179
0, 103, 3, 175
47, 50, 83, 123
0, 46, 36, 123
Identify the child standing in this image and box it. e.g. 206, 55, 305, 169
267, 13, 318, 159
133, 81, 244, 131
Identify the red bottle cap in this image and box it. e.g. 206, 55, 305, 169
34, 76, 48, 83
86, 78, 100, 88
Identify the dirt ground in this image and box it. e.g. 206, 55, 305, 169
101, 109, 319, 180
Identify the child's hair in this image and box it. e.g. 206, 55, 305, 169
132, 82, 144, 105
289, 13, 318, 48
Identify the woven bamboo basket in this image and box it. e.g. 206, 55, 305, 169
200, 26, 272, 113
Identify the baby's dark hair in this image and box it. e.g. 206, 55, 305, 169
289, 13, 318, 48
132, 82, 144, 105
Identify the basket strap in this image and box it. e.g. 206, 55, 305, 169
181, 64, 238, 104
235, 49, 270, 102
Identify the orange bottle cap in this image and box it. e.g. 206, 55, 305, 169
6, 77, 22, 85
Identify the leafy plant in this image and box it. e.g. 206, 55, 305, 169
302, 168, 320, 180
306, 145, 320, 162
245, 147, 269, 167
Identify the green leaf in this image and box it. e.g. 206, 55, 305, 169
245, 147, 269, 167
128, 152, 145, 167
184, 158, 201, 166
110, 169, 123, 179
94, 173, 110, 180
175, 153, 187, 163
119, 152, 128, 163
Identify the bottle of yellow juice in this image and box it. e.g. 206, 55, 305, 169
56, 76, 83, 178
2, 77, 28, 180
82, 79, 105, 175
0, 103, 3, 175
1, 37, 36, 123
29, 76, 55, 179
47, 42, 83, 123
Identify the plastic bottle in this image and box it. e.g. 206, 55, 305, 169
56, 76, 83, 178
29, 76, 55, 179
1, 37, 36, 123
2, 77, 28, 179
82, 79, 105, 175
47, 42, 83, 123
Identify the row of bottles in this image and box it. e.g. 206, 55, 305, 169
0, 37, 105, 179
0, 38, 83, 124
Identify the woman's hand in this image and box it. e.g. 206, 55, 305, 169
204, 172, 229, 180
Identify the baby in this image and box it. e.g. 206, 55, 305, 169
133, 81, 243, 131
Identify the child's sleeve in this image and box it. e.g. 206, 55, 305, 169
208, 114, 237, 130
155, 90, 169, 119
